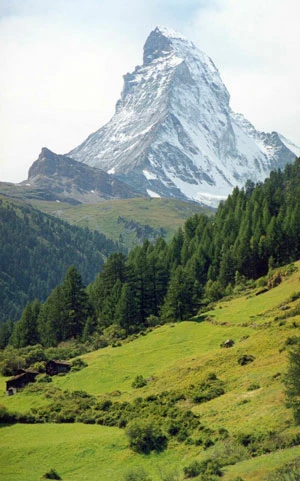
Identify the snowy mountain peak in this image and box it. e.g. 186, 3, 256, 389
69, 27, 299, 207
155, 25, 188, 40
143, 26, 191, 64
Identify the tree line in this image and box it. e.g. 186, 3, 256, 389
1, 157, 300, 349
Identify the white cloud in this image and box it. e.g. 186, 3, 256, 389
0, 0, 299, 182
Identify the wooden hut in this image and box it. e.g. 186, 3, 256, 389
46, 359, 71, 376
6, 369, 38, 396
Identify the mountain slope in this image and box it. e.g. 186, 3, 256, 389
0, 195, 120, 323
1, 262, 300, 480
69, 26, 298, 206
30, 197, 212, 249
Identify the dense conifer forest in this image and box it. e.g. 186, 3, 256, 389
0, 196, 121, 324
2, 157, 300, 349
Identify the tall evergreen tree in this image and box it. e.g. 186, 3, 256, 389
115, 283, 139, 335
62, 265, 92, 340
161, 265, 195, 322
0, 319, 14, 349
11, 301, 40, 348
285, 338, 300, 424
37, 285, 67, 346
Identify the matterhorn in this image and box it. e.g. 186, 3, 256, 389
69, 26, 298, 206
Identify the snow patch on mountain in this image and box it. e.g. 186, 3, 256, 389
69, 26, 299, 205
147, 189, 161, 198
279, 134, 300, 157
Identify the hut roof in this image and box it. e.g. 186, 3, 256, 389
48, 359, 70, 366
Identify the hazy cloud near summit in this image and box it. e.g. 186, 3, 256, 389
0, 0, 299, 182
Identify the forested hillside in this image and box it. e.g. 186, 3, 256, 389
4, 158, 300, 349
0, 195, 120, 323
86, 157, 300, 335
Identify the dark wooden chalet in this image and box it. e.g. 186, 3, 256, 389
6, 369, 39, 396
46, 359, 71, 376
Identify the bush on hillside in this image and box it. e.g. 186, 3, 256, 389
70, 357, 88, 372
125, 419, 168, 454
237, 354, 255, 366
42, 469, 62, 480
183, 458, 222, 478
132, 375, 147, 388
123, 467, 152, 481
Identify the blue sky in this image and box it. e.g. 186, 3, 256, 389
0, 0, 299, 182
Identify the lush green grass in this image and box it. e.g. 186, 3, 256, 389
0, 423, 128, 481
0, 422, 217, 481
223, 446, 300, 481
32, 197, 212, 248
1, 262, 300, 480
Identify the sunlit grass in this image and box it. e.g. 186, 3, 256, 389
1, 261, 300, 480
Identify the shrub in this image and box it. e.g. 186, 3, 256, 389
183, 461, 202, 478
42, 468, 61, 480
285, 336, 300, 346
289, 292, 300, 302
158, 468, 181, 481
238, 354, 255, 366
0, 405, 17, 424
32, 361, 46, 373
71, 358, 88, 372
191, 376, 225, 403
103, 325, 126, 342
97, 399, 112, 411
0, 347, 26, 376
247, 383, 260, 391
218, 427, 229, 439
183, 459, 222, 479
236, 432, 257, 447
132, 375, 147, 388
123, 467, 152, 481
125, 419, 168, 454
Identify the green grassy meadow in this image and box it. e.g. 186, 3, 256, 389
1, 262, 300, 480
32, 197, 212, 247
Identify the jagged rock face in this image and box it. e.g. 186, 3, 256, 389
69, 26, 299, 206
21, 147, 139, 203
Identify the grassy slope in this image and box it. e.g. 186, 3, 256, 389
1, 262, 300, 480
31, 197, 212, 247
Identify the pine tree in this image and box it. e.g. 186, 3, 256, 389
62, 266, 91, 340
161, 265, 195, 322
11, 301, 40, 348
37, 285, 67, 346
0, 319, 14, 349
115, 283, 138, 335
284, 337, 300, 424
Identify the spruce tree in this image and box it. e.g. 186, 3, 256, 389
11, 301, 40, 348
115, 283, 138, 335
161, 265, 195, 322
62, 265, 91, 340
37, 285, 67, 346
284, 337, 300, 424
